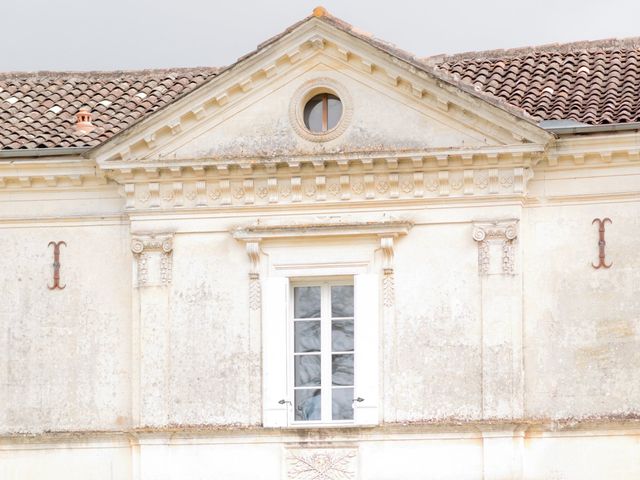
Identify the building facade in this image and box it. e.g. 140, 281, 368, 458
1, 8, 640, 480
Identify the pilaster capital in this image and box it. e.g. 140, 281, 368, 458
472, 220, 519, 276
131, 233, 174, 254
130, 232, 175, 286
472, 221, 518, 243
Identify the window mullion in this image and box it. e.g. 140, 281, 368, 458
321, 284, 332, 422
322, 94, 328, 131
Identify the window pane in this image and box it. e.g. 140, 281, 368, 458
294, 286, 321, 318
331, 285, 354, 317
332, 354, 354, 386
295, 355, 321, 387
332, 320, 354, 352
303, 95, 324, 132
295, 321, 320, 353
326, 94, 342, 130
295, 389, 321, 421
332, 388, 354, 420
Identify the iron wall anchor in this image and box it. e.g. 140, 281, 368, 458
48, 241, 67, 289
592, 218, 612, 269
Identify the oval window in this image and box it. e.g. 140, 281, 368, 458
303, 93, 343, 133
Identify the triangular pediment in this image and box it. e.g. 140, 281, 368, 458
92, 13, 551, 169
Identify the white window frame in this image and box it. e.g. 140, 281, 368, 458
234, 220, 411, 428
288, 277, 356, 426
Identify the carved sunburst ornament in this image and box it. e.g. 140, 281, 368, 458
287, 449, 357, 480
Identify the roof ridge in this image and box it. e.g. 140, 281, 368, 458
0, 67, 220, 80
424, 36, 640, 65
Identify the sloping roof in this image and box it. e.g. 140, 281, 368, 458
431, 37, 640, 126
0, 69, 217, 149
1, 9, 639, 151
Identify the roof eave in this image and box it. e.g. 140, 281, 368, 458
542, 122, 640, 135
0, 147, 90, 159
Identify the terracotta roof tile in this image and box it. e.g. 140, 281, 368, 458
0, 68, 218, 150
433, 38, 640, 125
3, 30, 640, 151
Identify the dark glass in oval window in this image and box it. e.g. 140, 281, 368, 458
303, 93, 342, 132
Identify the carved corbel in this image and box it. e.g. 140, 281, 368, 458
380, 236, 394, 274
472, 221, 518, 275
380, 236, 395, 307
245, 241, 262, 310
131, 233, 174, 286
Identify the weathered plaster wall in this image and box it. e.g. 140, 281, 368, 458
0, 437, 131, 480
167, 232, 260, 425
2, 190, 639, 433
3, 427, 640, 480
0, 184, 124, 220
523, 200, 640, 419
391, 223, 482, 422
0, 222, 132, 433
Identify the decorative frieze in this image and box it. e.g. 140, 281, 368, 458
131, 233, 174, 286
286, 448, 357, 480
472, 221, 518, 275
114, 163, 536, 211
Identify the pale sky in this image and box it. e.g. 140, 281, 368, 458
2, 0, 639, 72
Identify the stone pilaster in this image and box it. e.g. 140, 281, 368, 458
472, 221, 523, 420
131, 233, 174, 427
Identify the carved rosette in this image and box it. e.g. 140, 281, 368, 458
472, 221, 518, 275
286, 448, 357, 480
131, 233, 174, 286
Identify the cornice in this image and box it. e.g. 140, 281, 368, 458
2, 419, 639, 444
0, 159, 107, 190
233, 219, 412, 241
101, 147, 540, 211
524, 191, 640, 206
544, 131, 640, 167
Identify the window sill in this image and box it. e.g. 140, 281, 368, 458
277, 422, 378, 430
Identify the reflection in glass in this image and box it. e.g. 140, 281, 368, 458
295, 321, 321, 352
303, 94, 342, 132
295, 355, 321, 387
327, 96, 343, 130
332, 388, 354, 420
332, 354, 354, 386
303, 96, 323, 132
295, 389, 321, 421
331, 285, 354, 317
294, 286, 321, 318
332, 320, 354, 352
